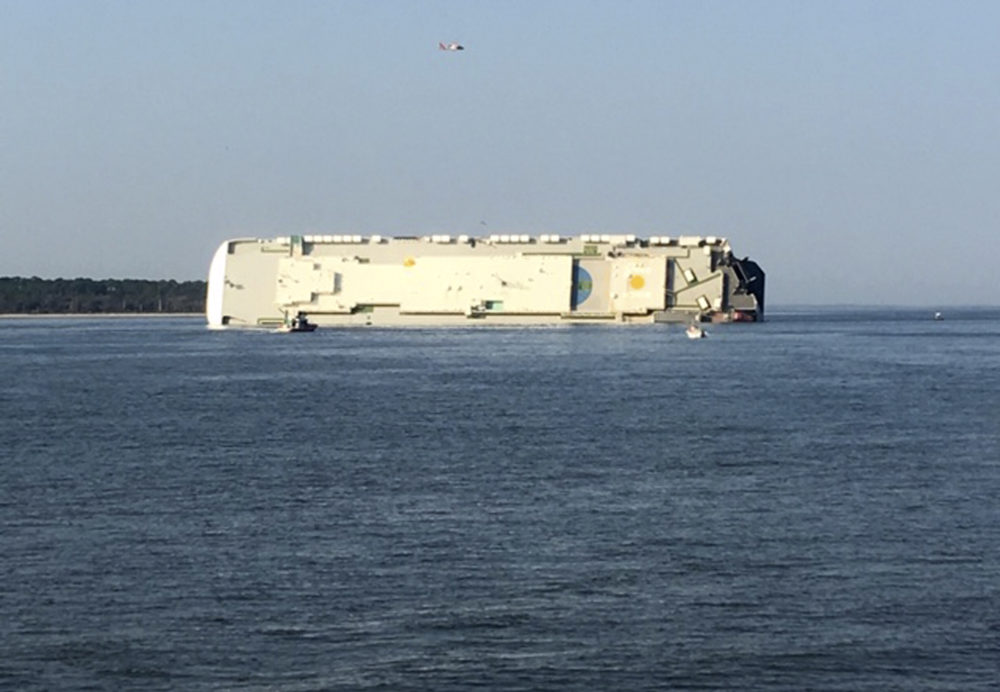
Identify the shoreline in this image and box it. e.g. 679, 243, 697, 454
0, 313, 201, 319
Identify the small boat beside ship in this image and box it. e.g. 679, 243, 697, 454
277, 313, 317, 333
686, 324, 707, 339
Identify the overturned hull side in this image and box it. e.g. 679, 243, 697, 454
206, 234, 764, 328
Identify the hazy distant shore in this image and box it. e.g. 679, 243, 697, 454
0, 278, 206, 315
0, 313, 200, 319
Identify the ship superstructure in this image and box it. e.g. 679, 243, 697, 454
206, 233, 764, 328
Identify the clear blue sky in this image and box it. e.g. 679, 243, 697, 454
2, 0, 998, 305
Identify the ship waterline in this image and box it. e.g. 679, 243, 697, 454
206, 233, 764, 328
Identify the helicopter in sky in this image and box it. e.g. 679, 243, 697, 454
438, 42, 464, 51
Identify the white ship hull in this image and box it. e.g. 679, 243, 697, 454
206, 233, 764, 329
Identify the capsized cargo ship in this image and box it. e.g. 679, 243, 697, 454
206, 233, 764, 328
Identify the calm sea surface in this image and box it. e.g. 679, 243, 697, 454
2, 308, 999, 691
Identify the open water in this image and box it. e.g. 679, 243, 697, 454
1, 308, 999, 691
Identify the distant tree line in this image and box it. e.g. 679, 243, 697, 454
0, 277, 206, 314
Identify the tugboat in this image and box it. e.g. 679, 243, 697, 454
278, 312, 318, 333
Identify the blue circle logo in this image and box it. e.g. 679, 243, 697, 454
572, 266, 593, 307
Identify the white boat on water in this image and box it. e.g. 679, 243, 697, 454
686, 324, 707, 339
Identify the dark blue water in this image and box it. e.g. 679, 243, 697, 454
2, 309, 999, 691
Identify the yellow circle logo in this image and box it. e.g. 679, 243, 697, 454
403, 258, 415, 267
629, 274, 645, 290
